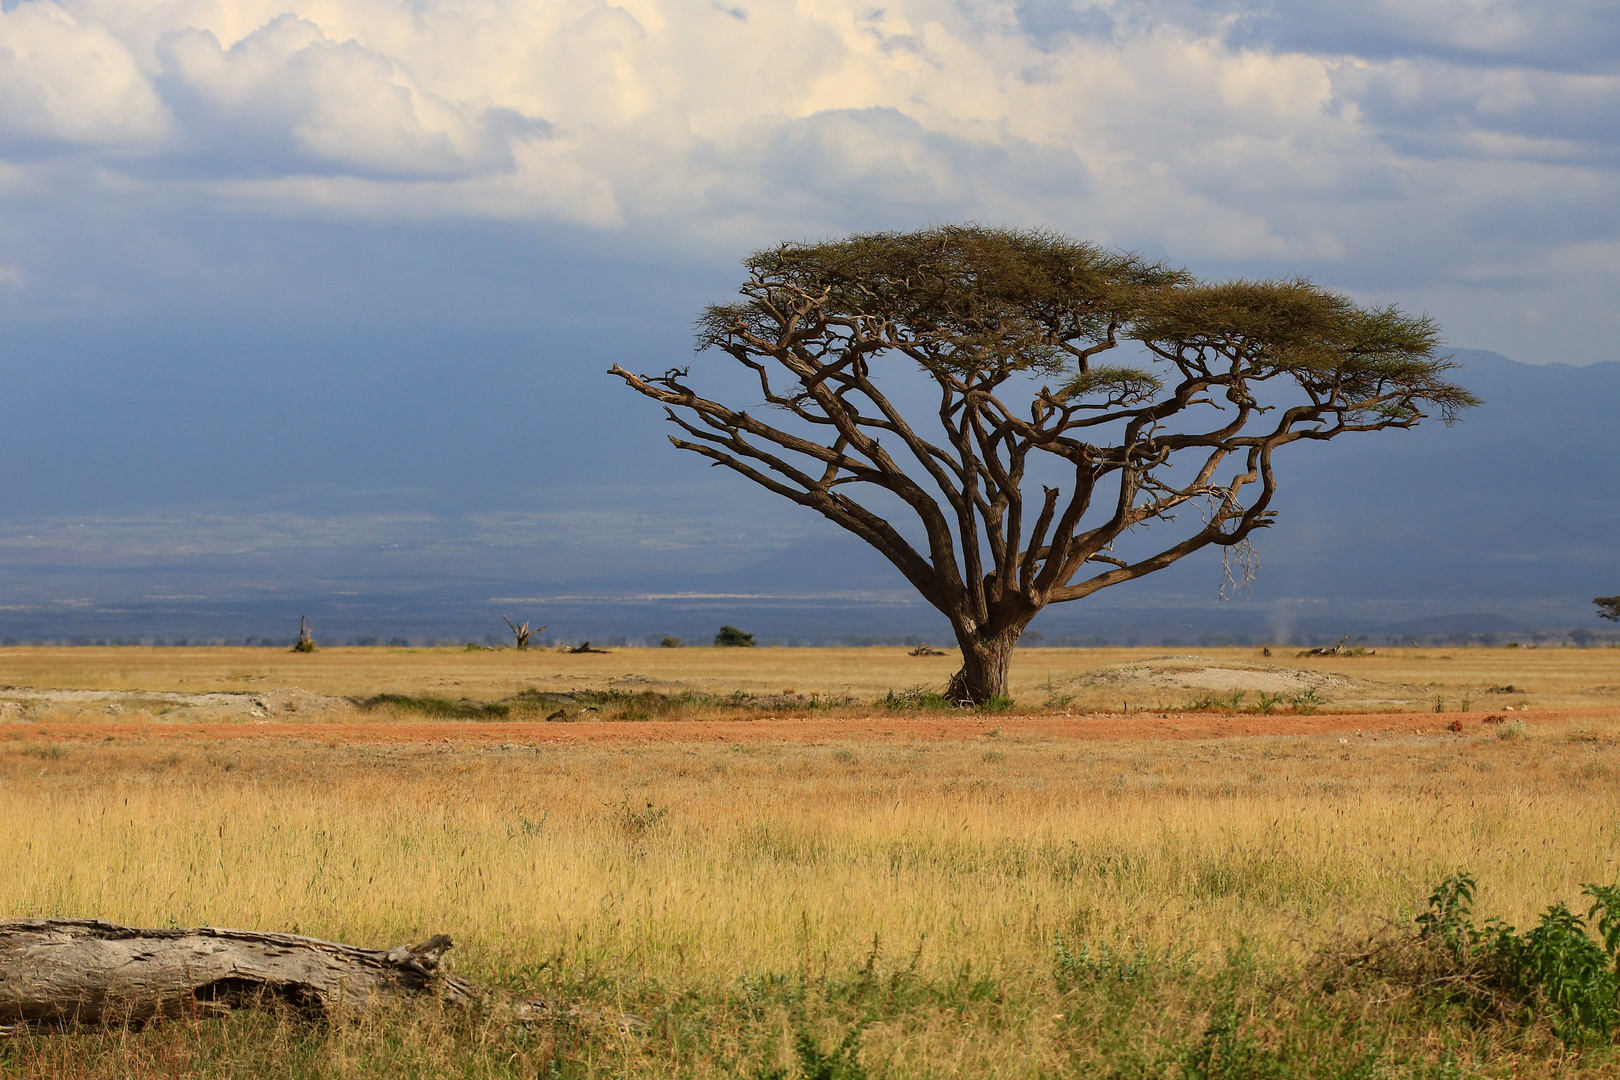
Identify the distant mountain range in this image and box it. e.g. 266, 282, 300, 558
0, 348, 1615, 646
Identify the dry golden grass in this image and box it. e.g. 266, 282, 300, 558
6, 705, 1620, 1075
2, 643, 1616, 718
5, 645, 1620, 1076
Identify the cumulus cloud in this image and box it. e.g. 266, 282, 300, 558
0, 0, 170, 146
0, 0, 1615, 358
155, 14, 551, 179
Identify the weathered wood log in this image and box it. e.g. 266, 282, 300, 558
566, 642, 609, 654
0, 919, 617, 1034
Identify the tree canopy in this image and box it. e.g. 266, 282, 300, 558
611, 225, 1478, 702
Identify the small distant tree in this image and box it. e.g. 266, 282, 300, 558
292, 616, 315, 653
613, 225, 1477, 702
1596, 597, 1620, 622
715, 626, 755, 647
660, 636, 684, 648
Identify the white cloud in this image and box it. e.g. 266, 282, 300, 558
0, 1, 171, 146
0, 0, 1614, 359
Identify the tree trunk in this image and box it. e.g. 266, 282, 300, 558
0, 919, 620, 1033
945, 625, 1022, 705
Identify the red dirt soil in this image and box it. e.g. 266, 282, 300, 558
8, 708, 1611, 745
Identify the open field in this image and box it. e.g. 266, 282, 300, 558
2, 643, 1616, 723
4, 645, 1620, 1077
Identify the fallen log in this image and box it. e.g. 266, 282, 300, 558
0, 919, 621, 1034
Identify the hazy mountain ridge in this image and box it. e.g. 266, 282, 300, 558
1, 349, 1615, 644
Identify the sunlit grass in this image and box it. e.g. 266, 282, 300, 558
1, 643, 1617, 719
6, 716, 1620, 1075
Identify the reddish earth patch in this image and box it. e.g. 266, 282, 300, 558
7, 707, 1611, 745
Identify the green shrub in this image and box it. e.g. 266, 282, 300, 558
1414, 872, 1620, 1044
715, 626, 756, 647
877, 687, 954, 711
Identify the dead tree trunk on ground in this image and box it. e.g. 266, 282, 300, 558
0, 919, 620, 1034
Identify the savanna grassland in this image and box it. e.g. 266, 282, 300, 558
4, 645, 1620, 1078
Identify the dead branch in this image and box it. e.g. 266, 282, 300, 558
0, 918, 633, 1034
565, 642, 610, 654
503, 617, 544, 650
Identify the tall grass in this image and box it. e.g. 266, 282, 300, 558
5, 722, 1620, 1074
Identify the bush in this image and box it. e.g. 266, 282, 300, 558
715, 626, 755, 647
660, 636, 684, 648
1412, 871, 1620, 1044
877, 687, 954, 711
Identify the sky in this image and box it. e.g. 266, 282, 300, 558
0, 0, 1617, 640
2, 0, 1617, 351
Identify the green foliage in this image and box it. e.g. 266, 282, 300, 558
509, 686, 859, 721
660, 636, 684, 648
1175, 997, 1384, 1080
1187, 690, 1249, 712
1415, 871, 1479, 960
876, 687, 955, 711
1178, 998, 1286, 1080
790, 1025, 867, 1080
1060, 363, 1164, 404
1415, 872, 1620, 1045
875, 688, 1012, 713
700, 224, 1186, 378
715, 625, 756, 647
1184, 689, 1325, 715
1129, 278, 1477, 426
703, 227, 1475, 424
1054, 934, 1195, 991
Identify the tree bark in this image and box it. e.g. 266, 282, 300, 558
0, 919, 611, 1033
945, 625, 1022, 704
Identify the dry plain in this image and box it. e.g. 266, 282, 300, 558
4, 644, 1620, 1077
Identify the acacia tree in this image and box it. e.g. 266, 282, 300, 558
611, 226, 1478, 703
1597, 597, 1620, 622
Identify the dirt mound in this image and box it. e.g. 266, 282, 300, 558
0, 685, 346, 720
1063, 655, 1423, 709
